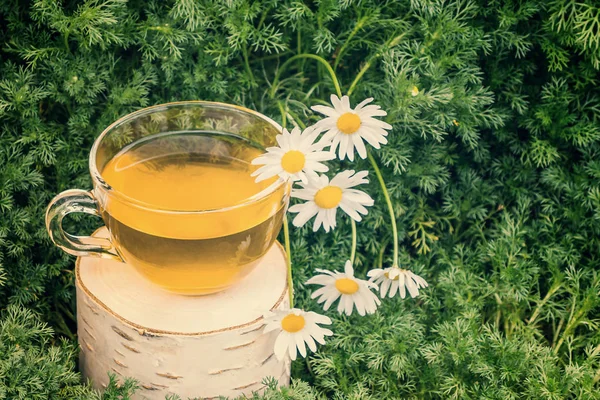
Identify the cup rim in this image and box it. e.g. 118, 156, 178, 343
89, 101, 288, 215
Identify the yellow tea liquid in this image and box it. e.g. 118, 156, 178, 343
100, 131, 285, 295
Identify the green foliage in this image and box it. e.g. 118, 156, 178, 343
167, 378, 323, 400
0, 304, 137, 399
0, 0, 599, 399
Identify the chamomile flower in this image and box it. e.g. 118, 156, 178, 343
251, 126, 334, 184
306, 261, 380, 316
288, 170, 374, 232
311, 95, 392, 161
367, 267, 428, 299
263, 308, 333, 361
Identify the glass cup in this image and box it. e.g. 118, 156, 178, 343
46, 101, 290, 295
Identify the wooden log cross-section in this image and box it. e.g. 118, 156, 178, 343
76, 227, 291, 400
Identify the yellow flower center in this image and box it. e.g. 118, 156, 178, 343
280, 150, 306, 173
336, 112, 361, 134
335, 278, 359, 294
384, 272, 400, 281
281, 314, 305, 333
411, 86, 419, 96
314, 185, 343, 209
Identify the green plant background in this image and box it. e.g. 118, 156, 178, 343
1, 0, 599, 399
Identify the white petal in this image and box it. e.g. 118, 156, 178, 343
330, 94, 343, 110
390, 281, 400, 298
336, 295, 345, 314
253, 164, 282, 179
274, 332, 289, 361
314, 268, 339, 276
380, 278, 391, 297
339, 200, 362, 221
321, 208, 336, 232
354, 97, 374, 111
312, 331, 329, 345
338, 133, 350, 160
352, 134, 368, 159
306, 311, 332, 325
365, 279, 379, 290
362, 119, 393, 130
359, 126, 387, 147
344, 189, 374, 205
406, 277, 419, 298
347, 170, 369, 186
295, 334, 307, 358
413, 274, 429, 288
306, 275, 336, 286
263, 321, 281, 333
354, 294, 366, 316
306, 151, 336, 162
312, 209, 327, 232
317, 125, 338, 143
291, 190, 318, 201
344, 261, 354, 277
344, 295, 354, 316
358, 107, 387, 118
251, 154, 276, 166
302, 330, 317, 352
291, 205, 319, 228
311, 105, 339, 117
310, 286, 330, 299
305, 161, 329, 173
387, 268, 401, 279
343, 135, 355, 161
276, 134, 290, 151
322, 290, 341, 310
367, 268, 384, 278
389, 279, 399, 298
340, 95, 351, 112
360, 289, 377, 314
288, 338, 298, 361
398, 273, 407, 299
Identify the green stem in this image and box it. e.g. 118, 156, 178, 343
257, 10, 267, 29
246, 51, 293, 64
276, 103, 294, 308
347, 60, 372, 97
347, 31, 407, 96
271, 54, 342, 99
377, 241, 388, 269
334, 17, 367, 70
350, 219, 357, 264
367, 150, 399, 267
527, 282, 562, 325
554, 307, 586, 355
242, 47, 256, 86
286, 108, 306, 129
58, 302, 76, 323
54, 310, 75, 341
276, 101, 287, 129
63, 32, 71, 55
284, 215, 294, 308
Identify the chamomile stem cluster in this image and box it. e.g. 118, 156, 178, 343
259, 55, 427, 362
367, 150, 399, 267
283, 215, 293, 307
350, 219, 357, 265
310, 56, 399, 267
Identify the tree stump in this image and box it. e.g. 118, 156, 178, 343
76, 227, 290, 400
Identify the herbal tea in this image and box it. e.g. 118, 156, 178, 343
100, 131, 286, 295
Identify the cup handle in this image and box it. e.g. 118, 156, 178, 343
45, 189, 122, 261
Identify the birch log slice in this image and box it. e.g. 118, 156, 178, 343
76, 227, 290, 400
